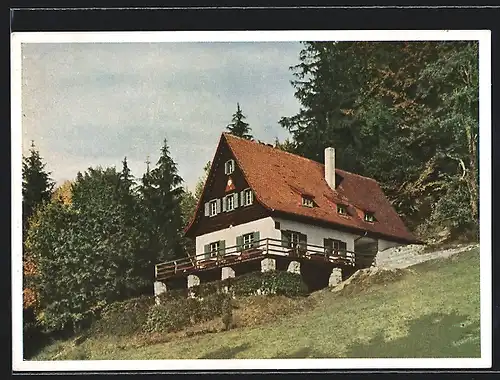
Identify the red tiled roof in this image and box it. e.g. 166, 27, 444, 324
223, 133, 420, 244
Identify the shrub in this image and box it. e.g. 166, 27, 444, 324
144, 299, 192, 333
232, 271, 308, 297
271, 271, 309, 297
144, 291, 232, 333
156, 288, 188, 302
199, 292, 231, 321
91, 296, 154, 337
221, 296, 233, 331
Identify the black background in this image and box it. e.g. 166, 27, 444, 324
8, 3, 499, 379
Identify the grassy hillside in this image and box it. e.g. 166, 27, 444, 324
32, 247, 480, 360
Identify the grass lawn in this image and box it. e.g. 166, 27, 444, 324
32, 247, 480, 360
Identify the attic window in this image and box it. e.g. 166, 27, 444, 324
302, 196, 314, 208
243, 188, 253, 206
337, 204, 347, 215
225, 159, 235, 175
364, 211, 376, 222
209, 200, 218, 217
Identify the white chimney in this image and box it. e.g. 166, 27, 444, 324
324, 147, 336, 190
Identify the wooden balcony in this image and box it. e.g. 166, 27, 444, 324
154, 238, 372, 282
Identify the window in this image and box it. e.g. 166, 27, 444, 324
282, 230, 306, 250
302, 196, 314, 208
209, 200, 217, 216
364, 212, 375, 222
209, 241, 220, 258
274, 221, 281, 230
242, 233, 254, 250
337, 204, 347, 215
243, 188, 253, 206
226, 194, 235, 211
290, 232, 300, 249
237, 231, 260, 252
225, 159, 235, 175
324, 238, 347, 256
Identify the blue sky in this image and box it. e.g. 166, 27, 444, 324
21, 41, 302, 191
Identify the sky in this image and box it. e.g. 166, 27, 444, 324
21, 41, 302, 191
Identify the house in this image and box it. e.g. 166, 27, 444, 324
155, 133, 421, 294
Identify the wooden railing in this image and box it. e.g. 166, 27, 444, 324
155, 238, 373, 281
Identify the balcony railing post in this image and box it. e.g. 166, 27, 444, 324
265, 238, 269, 255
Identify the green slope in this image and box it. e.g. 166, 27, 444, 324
33, 248, 480, 360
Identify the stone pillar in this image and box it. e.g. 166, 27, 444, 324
221, 266, 235, 280
154, 281, 167, 305
261, 258, 276, 272
328, 267, 342, 287
287, 260, 301, 274
187, 274, 200, 298
221, 267, 235, 294
187, 274, 200, 288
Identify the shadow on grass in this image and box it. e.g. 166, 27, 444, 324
198, 342, 251, 359
273, 346, 331, 359
346, 311, 480, 358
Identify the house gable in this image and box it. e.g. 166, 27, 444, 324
185, 135, 270, 238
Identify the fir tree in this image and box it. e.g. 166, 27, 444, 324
226, 103, 253, 140
22, 141, 54, 232
147, 139, 186, 261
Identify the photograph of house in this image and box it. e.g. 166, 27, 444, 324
13, 29, 487, 368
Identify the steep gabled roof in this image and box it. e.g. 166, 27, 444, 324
186, 133, 420, 244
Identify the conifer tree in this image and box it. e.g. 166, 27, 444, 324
146, 139, 186, 261
22, 141, 54, 232
226, 103, 253, 140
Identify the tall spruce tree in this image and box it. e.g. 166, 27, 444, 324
22, 141, 54, 232
226, 103, 253, 139
147, 139, 186, 262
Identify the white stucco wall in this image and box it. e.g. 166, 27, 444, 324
195, 216, 402, 259
274, 217, 359, 253
195, 217, 280, 256
378, 238, 404, 252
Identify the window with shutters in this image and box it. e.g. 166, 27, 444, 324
242, 233, 254, 250
209, 200, 217, 217
237, 231, 260, 252
282, 230, 306, 251
324, 238, 347, 256
209, 241, 220, 258
225, 159, 235, 175
226, 194, 235, 211
290, 232, 300, 249
243, 188, 253, 206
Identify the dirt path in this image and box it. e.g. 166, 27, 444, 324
375, 243, 480, 269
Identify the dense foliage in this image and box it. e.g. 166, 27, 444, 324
279, 41, 479, 238
25, 142, 188, 333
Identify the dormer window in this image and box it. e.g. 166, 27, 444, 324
364, 211, 375, 222
225, 159, 235, 175
302, 196, 314, 208
337, 204, 347, 215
